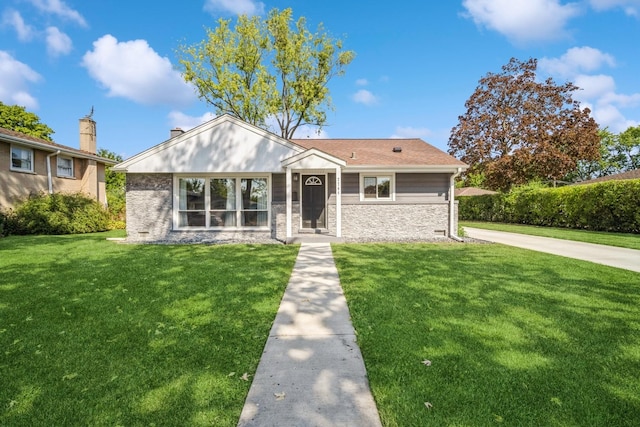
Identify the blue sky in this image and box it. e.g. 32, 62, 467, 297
1, 0, 639, 159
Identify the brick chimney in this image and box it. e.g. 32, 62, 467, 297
79, 117, 97, 154
170, 128, 184, 138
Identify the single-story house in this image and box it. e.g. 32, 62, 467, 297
0, 117, 117, 209
454, 187, 498, 197
112, 114, 468, 243
574, 168, 640, 185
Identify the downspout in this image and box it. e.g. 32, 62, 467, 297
449, 167, 463, 241
46, 150, 61, 194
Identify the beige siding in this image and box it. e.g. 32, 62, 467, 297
0, 141, 108, 208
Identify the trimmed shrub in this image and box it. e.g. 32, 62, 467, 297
6, 192, 110, 235
459, 179, 640, 233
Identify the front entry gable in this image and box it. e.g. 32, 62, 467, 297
281, 148, 346, 170
113, 114, 304, 174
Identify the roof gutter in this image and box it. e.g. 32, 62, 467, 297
1, 133, 117, 165
46, 150, 61, 194
449, 167, 463, 241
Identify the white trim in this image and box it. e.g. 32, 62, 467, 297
359, 172, 396, 201
346, 165, 467, 173
281, 148, 346, 169
9, 144, 34, 173
335, 166, 342, 237
173, 173, 271, 231
56, 155, 74, 177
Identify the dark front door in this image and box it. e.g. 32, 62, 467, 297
301, 175, 326, 229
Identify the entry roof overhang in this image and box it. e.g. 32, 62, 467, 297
281, 148, 347, 170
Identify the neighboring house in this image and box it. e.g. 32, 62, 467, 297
0, 117, 117, 209
113, 114, 468, 243
455, 187, 498, 197
574, 169, 640, 185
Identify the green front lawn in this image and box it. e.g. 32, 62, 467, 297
0, 233, 298, 426
333, 243, 640, 426
461, 221, 640, 250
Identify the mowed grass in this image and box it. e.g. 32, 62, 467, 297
332, 243, 640, 427
461, 221, 640, 250
0, 232, 298, 426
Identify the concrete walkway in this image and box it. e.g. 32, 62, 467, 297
464, 227, 640, 273
238, 242, 382, 427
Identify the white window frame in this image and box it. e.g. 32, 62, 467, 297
57, 156, 74, 178
359, 173, 395, 201
10, 145, 34, 173
173, 174, 271, 230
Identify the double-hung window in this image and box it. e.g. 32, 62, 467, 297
362, 175, 392, 200
57, 156, 74, 177
10, 145, 34, 172
177, 176, 269, 229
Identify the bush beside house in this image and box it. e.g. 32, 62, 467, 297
459, 179, 640, 233
0, 192, 110, 236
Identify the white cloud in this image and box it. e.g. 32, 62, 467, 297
2, 9, 35, 41
355, 78, 369, 86
82, 35, 196, 107
204, 0, 265, 15
539, 46, 615, 77
0, 51, 41, 109
45, 26, 72, 57
390, 126, 433, 139
27, 0, 87, 27
462, 0, 582, 43
168, 111, 216, 131
352, 89, 378, 106
573, 74, 616, 101
539, 47, 640, 132
589, 0, 640, 15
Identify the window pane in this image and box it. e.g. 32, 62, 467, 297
241, 178, 267, 210
364, 177, 377, 198
210, 211, 237, 227
57, 157, 73, 177
377, 177, 390, 198
179, 178, 205, 210
11, 147, 32, 171
179, 212, 205, 227
241, 211, 268, 227
210, 178, 235, 209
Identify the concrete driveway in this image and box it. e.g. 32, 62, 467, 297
463, 227, 640, 273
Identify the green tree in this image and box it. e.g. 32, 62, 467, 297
570, 125, 640, 181
0, 102, 54, 141
448, 58, 600, 191
178, 8, 355, 139
97, 148, 125, 220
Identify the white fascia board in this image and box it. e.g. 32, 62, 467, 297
281, 148, 346, 169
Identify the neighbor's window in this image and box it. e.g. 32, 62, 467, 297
363, 175, 391, 199
57, 156, 74, 177
10, 145, 34, 172
178, 178, 206, 227
176, 176, 269, 229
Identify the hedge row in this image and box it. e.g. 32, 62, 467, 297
0, 192, 110, 236
459, 179, 640, 233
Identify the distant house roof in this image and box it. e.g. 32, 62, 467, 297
291, 138, 467, 169
455, 187, 498, 197
0, 126, 117, 164
575, 169, 640, 185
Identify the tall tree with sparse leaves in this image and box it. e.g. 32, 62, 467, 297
0, 102, 54, 141
178, 8, 354, 139
448, 58, 600, 191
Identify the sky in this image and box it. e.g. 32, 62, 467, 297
1, 0, 639, 159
